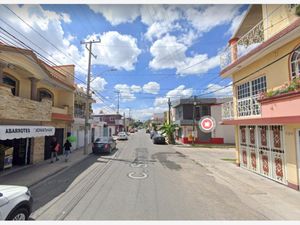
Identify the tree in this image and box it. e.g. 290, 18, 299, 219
159, 122, 178, 144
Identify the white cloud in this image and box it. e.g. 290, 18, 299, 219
154, 85, 193, 107
143, 81, 160, 94
89, 5, 140, 26
114, 84, 136, 102
131, 85, 142, 93
205, 83, 233, 97
184, 5, 242, 34
86, 31, 141, 71
149, 35, 219, 75
129, 106, 168, 121
90, 77, 108, 92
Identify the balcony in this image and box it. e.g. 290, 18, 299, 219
222, 97, 262, 120
0, 84, 52, 121
220, 20, 264, 69
74, 108, 85, 119
51, 105, 73, 121
220, 6, 299, 70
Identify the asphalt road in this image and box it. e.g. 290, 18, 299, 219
31, 130, 267, 220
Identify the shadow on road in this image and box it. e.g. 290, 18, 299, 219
29, 153, 110, 213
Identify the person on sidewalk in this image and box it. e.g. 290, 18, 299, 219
50, 137, 60, 163
63, 139, 72, 162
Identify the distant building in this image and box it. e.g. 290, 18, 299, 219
151, 113, 164, 125
172, 97, 235, 144
92, 113, 124, 136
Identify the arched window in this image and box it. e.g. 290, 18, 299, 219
290, 46, 300, 80
2, 74, 19, 96
37, 88, 54, 105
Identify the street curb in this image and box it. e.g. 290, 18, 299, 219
28, 166, 68, 189
29, 153, 94, 189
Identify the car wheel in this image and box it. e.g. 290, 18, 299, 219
7, 207, 29, 220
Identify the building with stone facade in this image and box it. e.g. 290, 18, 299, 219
0, 44, 75, 170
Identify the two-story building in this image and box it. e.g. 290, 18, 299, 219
71, 85, 96, 149
0, 44, 74, 170
173, 97, 235, 144
92, 113, 123, 136
220, 5, 300, 189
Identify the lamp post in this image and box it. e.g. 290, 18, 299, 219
192, 96, 197, 145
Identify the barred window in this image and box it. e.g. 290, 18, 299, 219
290, 46, 300, 80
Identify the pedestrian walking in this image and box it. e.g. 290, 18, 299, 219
64, 139, 72, 162
50, 137, 60, 163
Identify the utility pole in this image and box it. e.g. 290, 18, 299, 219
115, 91, 120, 114
123, 112, 126, 132
168, 97, 171, 125
81, 39, 101, 155
192, 96, 197, 146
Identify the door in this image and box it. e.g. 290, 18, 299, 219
44, 128, 64, 160
258, 126, 272, 178
239, 126, 248, 168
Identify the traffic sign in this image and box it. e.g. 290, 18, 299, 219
199, 116, 216, 133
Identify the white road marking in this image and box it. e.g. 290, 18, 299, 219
128, 172, 148, 179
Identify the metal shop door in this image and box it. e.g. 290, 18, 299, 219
239, 126, 249, 169
258, 126, 272, 178
248, 126, 259, 172
269, 125, 286, 184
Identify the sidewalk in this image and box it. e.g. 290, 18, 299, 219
0, 144, 93, 187
174, 146, 300, 220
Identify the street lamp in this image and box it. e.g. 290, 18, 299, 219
192, 96, 197, 145
90, 68, 117, 82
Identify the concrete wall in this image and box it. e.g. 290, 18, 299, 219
262, 5, 299, 40
211, 105, 235, 144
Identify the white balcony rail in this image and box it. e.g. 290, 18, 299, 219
221, 97, 261, 120
221, 101, 234, 120
220, 20, 264, 69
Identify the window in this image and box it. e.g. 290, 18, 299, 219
290, 46, 300, 80
3, 74, 18, 96
201, 105, 211, 116
38, 88, 53, 104
109, 117, 114, 122
237, 76, 266, 116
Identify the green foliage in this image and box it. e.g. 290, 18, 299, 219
296, 5, 300, 16
159, 123, 178, 144
263, 78, 300, 99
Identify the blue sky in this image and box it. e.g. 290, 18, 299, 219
0, 4, 248, 120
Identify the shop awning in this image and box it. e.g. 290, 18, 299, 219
0, 126, 55, 140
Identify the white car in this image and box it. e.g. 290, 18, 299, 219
0, 185, 33, 220
117, 132, 128, 140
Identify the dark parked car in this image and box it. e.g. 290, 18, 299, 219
153, 133, 166, 144
146, 129, 150, 133
92, 137, 116, 154
150, 131, 157, 139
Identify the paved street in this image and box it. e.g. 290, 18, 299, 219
31, 130, 271, 220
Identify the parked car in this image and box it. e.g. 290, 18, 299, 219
150, 130, 157, 139
153, 133, 166, 144
92, 137, 117, 154
0, 185, 33, 220
146, 129, 150, 133
117, 132, 128, 140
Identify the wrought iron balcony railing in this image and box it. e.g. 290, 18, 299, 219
220, 20, 264, 69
